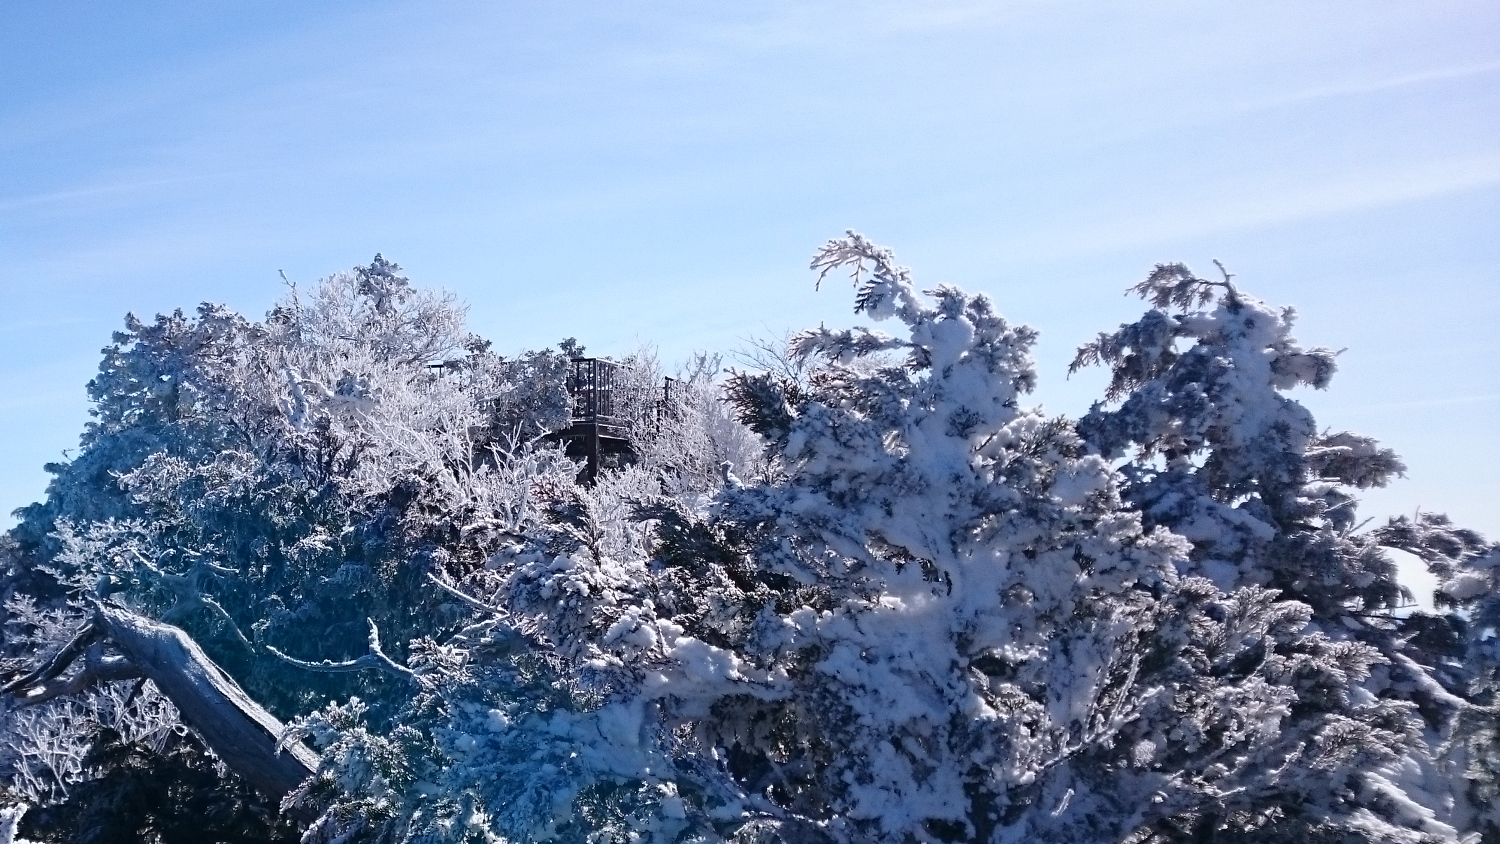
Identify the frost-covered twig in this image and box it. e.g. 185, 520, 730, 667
1128, 261, 1238, 310
267, 618, 418, 683
426, 572, 508, 617
128, 550, 254, 650
4, 644, 141, 707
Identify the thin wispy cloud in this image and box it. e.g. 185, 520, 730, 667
8, 226, 269, 284
1240, 59, 1500, 114
669, 0, 1027, 53
1083, 57, 1500, 157
0, 172, 253, 217
1028, 152, 1500, 258
1324, 393, 1500, 414
0, 316, 96, 334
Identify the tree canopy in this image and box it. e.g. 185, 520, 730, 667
2, 238, 1496, 844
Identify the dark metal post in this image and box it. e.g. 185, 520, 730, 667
563, 357, 632, 484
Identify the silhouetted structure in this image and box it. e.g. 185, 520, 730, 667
553, 358, 635, 482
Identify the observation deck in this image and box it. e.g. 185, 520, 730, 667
553, 357, 636, 482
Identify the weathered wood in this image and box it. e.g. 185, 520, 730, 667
5, 645, 141, 706
91, 605, 319, 803
0, 620, 104, 697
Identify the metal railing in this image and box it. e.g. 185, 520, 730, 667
568, 358, 631, 438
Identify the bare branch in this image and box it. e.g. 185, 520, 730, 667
267, 618, 419, 683
427, 572, 509, 617
1, 619, 102, 697
10, 652, 141, 707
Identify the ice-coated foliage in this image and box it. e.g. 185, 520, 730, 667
0, 803, 33, 844
1071, 262, 1405, 608
1, 258, 588, 842
2, 241, 1493, 844
634, 351, 768, 497
1070, 261, 1490, 840
1372, 513, 1500, 839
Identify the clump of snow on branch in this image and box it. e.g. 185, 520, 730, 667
3, 243, 1492, 843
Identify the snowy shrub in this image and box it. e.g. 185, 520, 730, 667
1, 242, 1492, 843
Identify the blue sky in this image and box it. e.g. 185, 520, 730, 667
3, 1, 1497, 577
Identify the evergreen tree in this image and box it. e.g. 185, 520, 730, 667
1, 241, 1490, 843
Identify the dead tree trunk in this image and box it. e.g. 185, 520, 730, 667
3, 604, 318, 811
92, 605, 319, 799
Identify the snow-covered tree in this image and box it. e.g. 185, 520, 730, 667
2, 241, 1491, 844
1069, 260, 1491, 839
1373, 512, 1500, 839
0, 258, 581, 841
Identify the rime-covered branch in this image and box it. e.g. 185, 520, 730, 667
128, 550, 254, 650
1, 619, 104, 700
3, 645, 142, 708
87, 605, 319, 804
426, 572, 508, 617
267, 618, 418, 682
